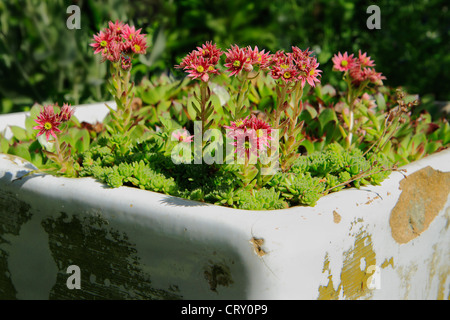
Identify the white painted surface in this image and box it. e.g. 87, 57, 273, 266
0, 104, 449, 300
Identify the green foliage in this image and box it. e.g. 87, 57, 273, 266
272, 143, 392, 206
3, 70, 448, 210
234, 188, 289, 211
1, 0, 448, 115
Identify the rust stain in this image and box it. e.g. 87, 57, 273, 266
389, 166, 450, 244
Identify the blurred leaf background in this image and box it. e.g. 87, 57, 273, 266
1, 0, 449, 114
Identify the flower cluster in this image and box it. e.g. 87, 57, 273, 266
332, 50, 385, 86
224, 115, 274, 159
90, 20, 148, 67
270, 47, 321, 87
33, 103, 74, 141
175, 43, 321, 88
224, 45, 271, 76
175, 41, 223, 82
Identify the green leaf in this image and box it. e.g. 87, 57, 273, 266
75, 129, 90, 153
10, 126, 29, 141
304, 105, 318, 120
318, 108, 337, 130
159, 114, 173, 131
374, 92, 386, 111
299, 139, 315, 155
210, 94, 223, 115
187, 96, 199, 120
366, 111, 381, 132
129, 124, 147, 142
1, 136, 10, 153
10, 143, 32, 161
25, 116, 37, 135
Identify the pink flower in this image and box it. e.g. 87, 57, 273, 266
363, 67, 386, 85
188, 55, 219, 82
349, 64, 385, 86
270, 50, 298, 83
33, 105, 62, 141
334, 51, 385, 86
358, 50, 375, 67
130, 35, 148, 54
121, 25, 142, 42
197, 41, 223, 65
224, 45, 248, 77
91, 21, 148, 63
174, 51, 198, 70
224, 115, 274, 159
122, 25, 148, 54
108, 20, 125, 37
293, 49, 322, 88
121, 55, 132, 70
332, 52, 356, 72
269, 48, 321, 87
90, 30, 113, 56
172, 128, 194, 142
349, 66, 366, 84
175, 42, 221, 82
291, 46, 314, 62
244, 46, 271, 72
58, 103, 74, 122
304, 62, 322, 87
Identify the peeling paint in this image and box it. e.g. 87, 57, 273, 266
318, 230, 376, 300
340, 230, 376, 299
249, 237, 266, 257
390, 166, 450, 244
333, 211, 341, 224
396, 264, 418, 299
381, 257, 394, 269
437, 270, 449, 300
204, 261, 233, 293
317, 254, 339, 300
41, 212, 182, 300
0, 191, 32, 299
428, 244, 450, 300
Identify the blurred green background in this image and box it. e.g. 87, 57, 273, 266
1, 0, 449, 114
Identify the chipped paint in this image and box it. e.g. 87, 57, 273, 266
318, 230, 376, 300
333, 210, 341, 224
0, 191, 32, 299
428, 244, 450, 300
249, 237, 266, 257
1, 148, 449, 300
204, 261, 234, 293
340, 230, 376, 299
390, 166, 450, 244
396, 264, 418, 299
317, 254, 339, 300
41, 213, 182, 300
437, 272, 449, 300
381, 257, 394, 269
